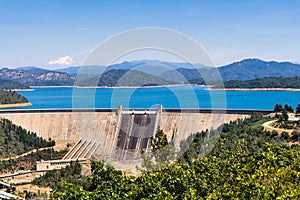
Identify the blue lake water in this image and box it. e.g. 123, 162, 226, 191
13, 86, 300, 110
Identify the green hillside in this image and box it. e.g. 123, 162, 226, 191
222, 76, 300, 88
0, 148, 67, 174
0, 90, 29, 104
97, 69, 174, 86
52, 113, 300, 199
0, 78, 29, 90
0, 118, 55, 158
75, 69, 175, 87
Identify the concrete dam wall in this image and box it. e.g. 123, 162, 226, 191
0, 110, 118, 142
0, 108, 253, 141
0, 108, 271, 161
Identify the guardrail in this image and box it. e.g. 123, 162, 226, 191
0, 108, 273, 115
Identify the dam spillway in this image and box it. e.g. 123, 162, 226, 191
114, 110, 158, 161
0, 107, 272, 161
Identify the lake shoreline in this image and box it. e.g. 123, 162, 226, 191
30, 85, 300, 91
0, 102, 32, 109
31, 84, 203, 89
11, 89, 34, 92
207, 87, 300, 91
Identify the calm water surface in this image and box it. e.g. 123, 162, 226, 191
13, 86, 300, 110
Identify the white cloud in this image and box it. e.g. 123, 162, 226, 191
48, 56, 76, 66
77, 27, 88, 32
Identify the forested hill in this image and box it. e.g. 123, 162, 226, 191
0, 118, 55, 158
221, 76, 300, 88
75, 69, 174, 87
0, 90, 29, 104
219, 58, 300, 80
98, 69, 173, 86
0, 78, 29, 90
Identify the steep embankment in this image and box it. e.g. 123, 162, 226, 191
0, 118, 55, 159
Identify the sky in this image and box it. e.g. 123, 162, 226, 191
0, 0, 300, 69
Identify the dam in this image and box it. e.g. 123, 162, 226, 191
0, 107, 272, 164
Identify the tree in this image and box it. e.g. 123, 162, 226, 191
291, 131, 300, 142
274, 103, 283, 116
282, 109, 289, 121
150, 128, 168, 151
280, 131, 290, 140
296, 104, 300, 114
141, 128, 175, 171
250, 112, 263, 122
278, 109, 289, 122
284, 104, 294, 112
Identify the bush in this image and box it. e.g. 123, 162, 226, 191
280, 131, 290, 140
291, 131, 300, 142
271, 130, 279, 138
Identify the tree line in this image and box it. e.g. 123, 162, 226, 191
221, 76, 300, 88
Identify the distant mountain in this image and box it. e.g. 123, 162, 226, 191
106, 60, 208, 76
0, 78, 30, 89
99, 69, 175, 86
0, 68, 74, 86
55, 60, 209, 77
159, 68, 218, 84
56, 66, 80, 76
75, 69, 175, 87
219, 58, 300, 80
159, 58, 300, 84
3, 58, 300, 86
16, 66, 52, 74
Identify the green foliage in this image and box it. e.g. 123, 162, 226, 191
93, 69, 172, 87
222, 76, 300, 88
150, 128, 168, 151
0, 118, 55, 158
274, 103, 283, 114
141, 128, 175, 171
280, 109, 289, 122
33, 161, 82, 188
281, 131, 290, 140
284, 104, 294, 112
53, 143, 300, 199
0, 149, 67, 172
0, 90, 29, 104
182, 114, 287, 164
52, 113, 300, 199
273, 105, 300, 130
291, 131, 300, 142
0, 78, 29, 90
296, 104, 300, 114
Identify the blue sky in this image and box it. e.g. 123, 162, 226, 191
0, 0, 299, 69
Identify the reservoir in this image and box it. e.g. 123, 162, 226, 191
11, 86, 300, 110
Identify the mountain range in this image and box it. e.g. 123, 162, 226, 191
0, 67, 74, 86
0, 58, 300, 87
